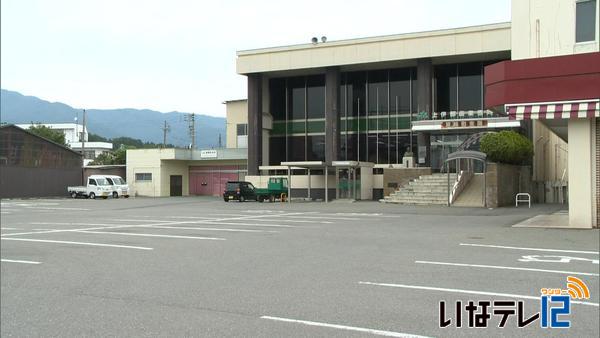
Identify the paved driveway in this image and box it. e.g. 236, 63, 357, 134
1, 197, 598, 337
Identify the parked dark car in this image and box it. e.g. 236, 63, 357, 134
223, 181, 256, 202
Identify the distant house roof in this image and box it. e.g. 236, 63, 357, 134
222, 99, 247, 104
0, 124, 83, 156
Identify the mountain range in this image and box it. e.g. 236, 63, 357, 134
0, 89, 226, 148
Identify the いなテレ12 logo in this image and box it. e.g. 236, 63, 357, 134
540, 276, 590, 328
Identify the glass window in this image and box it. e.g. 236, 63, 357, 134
576, 0, 597, 42
288, 77, 305, 120
367, 134, 378, 163
269, 78, 286, 121
344, 72, 366, 119
89, 179, 97, 185
390, 68, 411, 114
378, 133, 389, 164
236, 124, 248, 136
435, 64, 457, 112
458, 62, 483, 111
269, 136, 286, 165
307, 75, 325, 119
307, 135, 325, 161
368, 70, 388, 116
287, 135, 305, 161
135, 173, 152, 181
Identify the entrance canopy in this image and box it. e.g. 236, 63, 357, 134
506, 99, 599, 121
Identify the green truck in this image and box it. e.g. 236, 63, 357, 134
255, 177, 289, 202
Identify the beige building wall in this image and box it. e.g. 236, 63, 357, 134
532, 121, 569, 202
225, 100, 248, 148
126, 149, 163, 197
237, 23, 511, 74
512, 0, 599, 227
512, 0, 599, 60
161, 160, 190, 196
568, 119, 597, 228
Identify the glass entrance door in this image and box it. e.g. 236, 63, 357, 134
336, 167, 360, 200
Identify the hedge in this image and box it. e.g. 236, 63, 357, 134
480, 131, 533, 165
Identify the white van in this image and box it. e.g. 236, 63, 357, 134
104, 175, 130, 198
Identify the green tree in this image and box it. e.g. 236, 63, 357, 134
480, 131, 533, 165
28, 124, 67, 146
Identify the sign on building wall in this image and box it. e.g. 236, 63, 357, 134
441, 120, 488, 129
200, 150, 218, 158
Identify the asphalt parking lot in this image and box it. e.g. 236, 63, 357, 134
1, 197, 598, 337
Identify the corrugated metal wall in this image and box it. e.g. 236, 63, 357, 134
0, 126, 82, 198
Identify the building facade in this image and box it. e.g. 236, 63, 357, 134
0, 125, 83, 198
126, 102, 248, 197
15, 122, 113, 165
485, 0, 599, 228
237, 23, 522, 177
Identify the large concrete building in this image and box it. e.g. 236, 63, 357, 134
236, 0, 598, 226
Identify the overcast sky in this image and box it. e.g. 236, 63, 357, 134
1, 0, 511, 117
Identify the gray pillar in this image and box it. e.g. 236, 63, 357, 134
247, 73, 263, 175
325, 67, 341, 165
417, 58, 433, 167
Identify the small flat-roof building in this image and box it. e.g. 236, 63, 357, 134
126, 102, 248, 197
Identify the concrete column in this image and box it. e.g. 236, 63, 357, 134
325, 67, 341, 165
247, 73, 263, 175
417, 58, 433, 167
567, 118, 595, 228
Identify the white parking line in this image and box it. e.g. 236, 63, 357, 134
1, 238, 153, 250
1, 224, 138, 237
137, 225, 276, 233
261, 316, 430, 338
1, 259, 42, 265
1, 227, 22, 230
460, 243, 599, 255
415, 260, 599, 277
74, 230, 226, 241
358, 281, 599, 307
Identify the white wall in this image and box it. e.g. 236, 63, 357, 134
512, 0, 599, 60
567, 119, 596, 228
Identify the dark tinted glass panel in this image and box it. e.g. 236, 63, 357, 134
288, 77, 305, 120
367, 134, 378, 163
307, 135, 325, 161
377, 133, 389, 164
287, 135, 305, 161
435, 64, 457, 112
389, 134, 398, 164
307, 75, 325, 119
343, 72, 366, 119
269, 136, 286, 165
236, 124, 248, 136
411, 68, 418, 113
368, 70, 388, 116
269, 78, 286, 121
390, 68, 411, 114
576, 0, 597, 42
358, 133, 367, 162
458, 62, 482, 111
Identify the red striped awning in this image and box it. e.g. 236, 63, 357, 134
506, 100, 599, 120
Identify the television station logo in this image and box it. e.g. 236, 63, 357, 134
440, 276, 591, 329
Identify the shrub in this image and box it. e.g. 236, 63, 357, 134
480, 131, 533, 165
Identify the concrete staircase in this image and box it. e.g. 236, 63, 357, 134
381, 173, 455, 205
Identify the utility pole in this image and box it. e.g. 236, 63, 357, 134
161, 120, 170, 147
81, 109, 86, 184
184, 113, 195, 149
218, 133, 222, 148
82, 109, 86, 159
